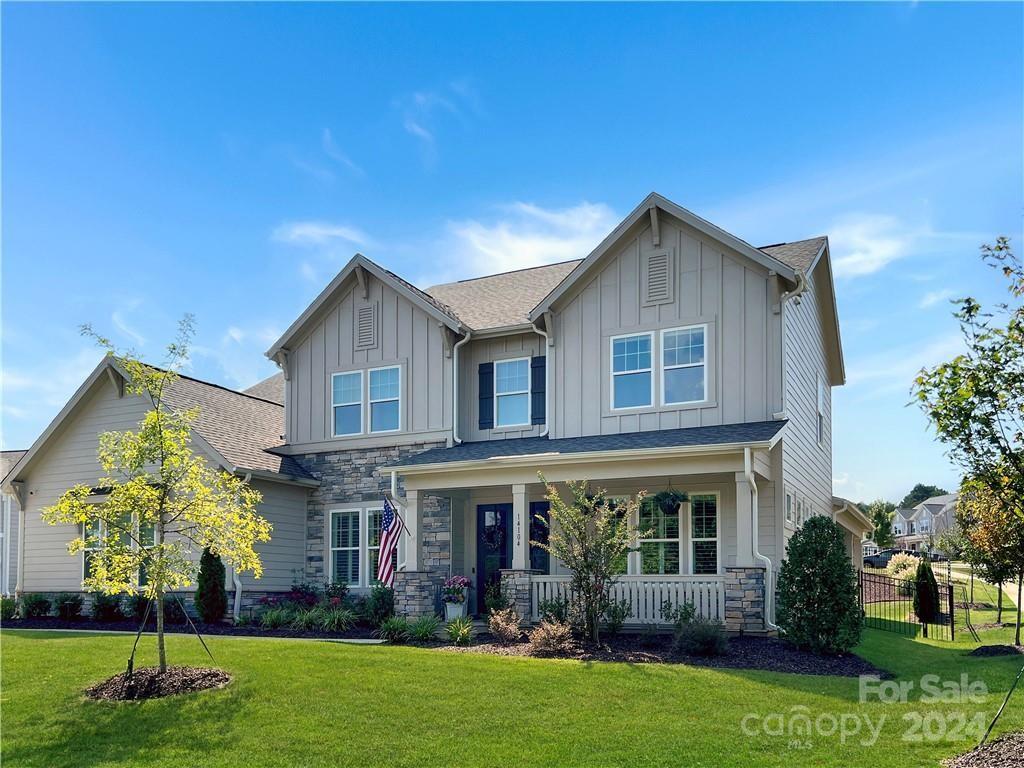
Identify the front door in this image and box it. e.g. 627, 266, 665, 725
476, 504, 511, 614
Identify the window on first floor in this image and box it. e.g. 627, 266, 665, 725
330, 509, 360, 587
82, 513, 151, 583
367, 508, 397, 585
690, 495, 718, 575
785, 492, 794, 524
639, 498, 681, 575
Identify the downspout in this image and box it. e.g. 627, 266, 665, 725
452, 329, 473, 444
776, 270, 808, 419
532, 322, 550, 437
231, 472, 251, 621
3, 496, 10, 595
745, 447, 779, 631
13, 483, 25, 597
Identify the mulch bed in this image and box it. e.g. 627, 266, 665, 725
4, 617, 378, 641
86, 666, 230, 701
944, 730, 1024, 768
967, 644, 1024, 657
438, 633, 884, 677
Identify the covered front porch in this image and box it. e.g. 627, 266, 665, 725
388, 423, 784, 633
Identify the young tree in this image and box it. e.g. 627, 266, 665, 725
43, 318, 271, 672
913, 238, 1024, 525
899, 484, 950, 509
866, 500, 896, 549
957, 475, 1024, 645
533, 476, 648, 643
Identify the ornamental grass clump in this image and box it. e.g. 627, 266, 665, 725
409, 615, 440, 642
376, 616, 412, 644
446, 616, 475, 646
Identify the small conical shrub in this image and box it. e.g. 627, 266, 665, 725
913, 559, 940, 625
777, 516, 862, 655
195, 548, 228, 623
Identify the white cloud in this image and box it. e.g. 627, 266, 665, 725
419, 200, 618, 284
321, 129, 363, 176
110, 299, 147, 347
273, 221, 371, 248
191, 325, 282, 391
917, 289, 956, 309
829, 214, 913, 278
394, 81, 480, 164
846, 332, 966, 399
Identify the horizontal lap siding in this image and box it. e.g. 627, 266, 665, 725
782, 266, 833, 551
552, 217, 779, 439
248, 480, 308, 592
288, 277, 452, 449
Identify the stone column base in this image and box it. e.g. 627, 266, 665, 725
394, 571, 443, 618
724, 566, 765, 634
499, 569, 541, 621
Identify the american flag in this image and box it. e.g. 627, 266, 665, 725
376, 496, 405, 587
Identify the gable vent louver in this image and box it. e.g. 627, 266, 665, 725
642, 250, 674, 306
355, 302, 378, 350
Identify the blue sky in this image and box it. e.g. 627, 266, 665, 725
2, 2, 1021, 503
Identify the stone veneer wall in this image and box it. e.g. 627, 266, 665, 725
724, 566, 766, 633
293, 441, 451, 586
499, 569, 539, 621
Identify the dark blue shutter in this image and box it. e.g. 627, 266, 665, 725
531, 355, 546, 425
478, 362, 494, 430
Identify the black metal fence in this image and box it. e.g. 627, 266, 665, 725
859, 570, 956, 641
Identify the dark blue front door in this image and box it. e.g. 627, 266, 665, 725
476, 504, 511, 614
529, 501, 551, 573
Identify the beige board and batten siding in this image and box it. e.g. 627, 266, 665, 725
781, 262, 833, 546
550, 216, 783, 439
285, 276, 452, 451
459, 332, 545, 442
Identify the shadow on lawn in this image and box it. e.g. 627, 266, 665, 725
5, 664, 239, 768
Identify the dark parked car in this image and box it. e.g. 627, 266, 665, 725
863, 549, 915, 569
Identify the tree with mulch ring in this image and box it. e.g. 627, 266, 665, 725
943, 730, 1024, 768
86, 667, 231, 701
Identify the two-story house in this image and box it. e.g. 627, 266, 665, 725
4, 192, 870, 631
894, 493, 958, 553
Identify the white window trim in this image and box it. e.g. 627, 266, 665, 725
660, 324, 708, 406
331, 370, 364, 438
785, 492, 794, 526
329, 507, 362, 588
493, 356, 532, 428
816, 375, 826, 446
609, 332, 654, 411
686, 491, 721, 576
368, 365, 402, 434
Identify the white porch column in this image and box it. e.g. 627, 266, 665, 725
511, 483, 529, 570
404, 489, 421, 571
734, 473, 756, 567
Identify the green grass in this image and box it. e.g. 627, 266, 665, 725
2, 627, 1023, 768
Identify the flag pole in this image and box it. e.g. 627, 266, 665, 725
383, 491, 413, 537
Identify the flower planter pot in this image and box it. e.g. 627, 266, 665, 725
445, 601, 467, 621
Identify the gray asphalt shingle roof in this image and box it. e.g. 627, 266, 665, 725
162, 374, 313, 480
1, 450, 27, 485
389, 420, 786, 468
760, 237, 827, 273
244, 373, 285, 404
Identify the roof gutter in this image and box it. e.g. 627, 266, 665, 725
452, 329, 473, 445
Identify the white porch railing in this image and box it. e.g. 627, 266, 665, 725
530, 575, 725, 624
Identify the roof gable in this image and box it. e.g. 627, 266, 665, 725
266, 253, 464, 359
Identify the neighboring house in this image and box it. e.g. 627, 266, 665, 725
1, 450, 27, 596
895, 493, 958, 553
5, 191, 871, 632
831, 497, 873, 564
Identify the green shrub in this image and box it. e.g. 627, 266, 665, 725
19, 593, 51, 618
483, 580, 508, 613
376, 616, 412, 644
537, 596, 570, 624
90, 592, 123, 622
660, 599, 697, 630
123, 594, 153, 622
777, 516, 863, 655
195, 548, 228, 623
323, 582, 349, 602
259, 605, 300, 629
55, 593, 84, 620
319, 606, 357, 633
672, 618, 728, 657
527, 620, 574, 656
409, 615, 440, 642
163, 596, 189, 625
913, 559, 941, 624
289, 606, 324, 631
1, 597, 16, 621
361, 585, 395, 627
603, 599, 630, 636
446, 616, 475, 647
487, 607, 521, 645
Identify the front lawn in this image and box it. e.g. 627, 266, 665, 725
3, 628, 1022, 767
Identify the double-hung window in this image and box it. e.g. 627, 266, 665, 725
330, 510, 360, 587
332, 372, 362, 436
662, 325, 706, 404
817, 377, 826, 445
369, 366, 400, 433
494, 358, 530, 427
367, 507, 397, 586
611, 333, 653, 409
82, 519, 102, 580
690, 494, 719, 575
639, 498, 682, 575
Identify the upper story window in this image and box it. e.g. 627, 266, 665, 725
611, 333, 653, 410
332, 371, 363, 437
369, 366, 401, 433
494, 358, 531, 427
662, 325, 706, 405
331, 366, 402, 437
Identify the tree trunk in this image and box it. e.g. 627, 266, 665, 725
1016, 572, 1022, 648
997, 582, 1003, 624
156, 592, 167, 673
